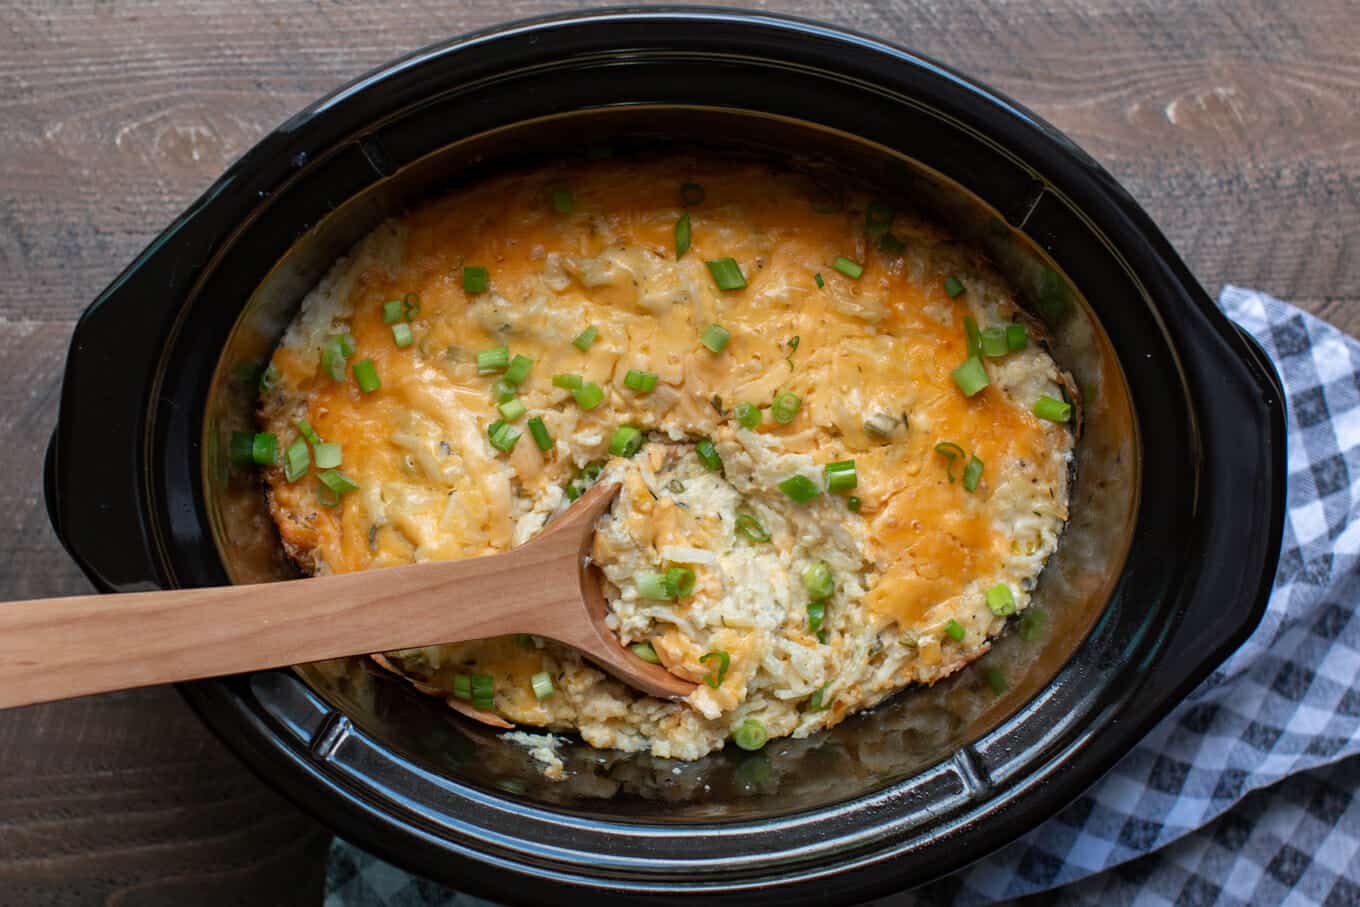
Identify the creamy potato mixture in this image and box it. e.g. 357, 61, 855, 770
254, 158, 1075, 764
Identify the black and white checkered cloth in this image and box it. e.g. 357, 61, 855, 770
326, 286, 1360, 906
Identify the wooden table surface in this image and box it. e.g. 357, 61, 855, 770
1, 0, 1355, 902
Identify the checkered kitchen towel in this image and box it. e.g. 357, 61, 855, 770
327, 286, 1360, 906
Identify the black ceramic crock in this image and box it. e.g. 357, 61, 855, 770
44, 8, 1285, 904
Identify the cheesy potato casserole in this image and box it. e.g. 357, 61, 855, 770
249, 158, 1076, 764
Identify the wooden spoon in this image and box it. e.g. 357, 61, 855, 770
0, 482, 695, 710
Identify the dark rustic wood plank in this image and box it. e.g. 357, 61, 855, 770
0, 0, 1356, 902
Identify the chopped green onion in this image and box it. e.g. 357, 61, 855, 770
732, 718, 768, 751
630, 642, 661, 664
944, 275, 966, 298
477, 346, 510, 374
638, 570, 676, 600
700, 323, 732, 353
1036, 268, 1072, 326
986, 583, 1016, 616
1019, 607, 1048, 641
353, 358, 381, 393
313, 442, 342, 470
487, 420, 521, 453
700, 650, 730, 688
952, 357, 990, 397
624, 369, 658, 393
934, 442, 966, 482
733, 401, 762, 430
666, 566, 696, 598
680, 182, 705, 206
945, 619, 966, 642
983, 668, 1007, 694
471, 673, 494, 710
295, 419, 321, 446
504, 354, 534, 386
322, 336, 347, 382
528, 417, 553, 452
807, 600, 826, 633
452, 674, 472, 700
284, 437, 309, 482
824, 459, 857, 494
771, 390, 802, 424
963, 455, 984, 492
531, 671, 555, 699
392, 323, 414, 348
572, 325, 599, 351
779, 474, 821, 504
318, 468, 359, 496
401, 292, 420, 321
551, 189, 573, 215
1033, 395, 1073, 423
251, 433, 278, 466
705, 259, 747, 292
382, 299, 404, 324
695, 438, 722, 471
802, 561, 834, 599
981, 326, 1008, 358
865, 200, 894, 232
1006, 323, 1029, 351
814, 271, 825, 289
552, 372, 583, 390
847, 496, 861, 512
807, 684, 830, 712
229, 431, 256, 466
491, 379, 517, 403
964, 316, 982, 360
573, 382, 605, 410
463, 266, 490, 294
338, 334, 357, 358
833, 256, 864, 279
498, 398, 527, 422
675, 213, 691, 259
735, 513, 770, 543
259, 364, 280, 392
609, 425, 643, 458
514, 633, 533, 649
879, 232, 905, 255
788, 336, 800, 353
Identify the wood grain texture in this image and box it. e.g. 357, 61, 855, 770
0, 0, 1354, 902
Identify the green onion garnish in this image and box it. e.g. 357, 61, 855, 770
879, 232, 905, 255
802, 561, 834, 599
229, 431, 255, 466
573, 382, 605, 410
833, 256, 864, 279
963, 455, 984, 492
552, 373, 583, 390
984, 668, 1007, 694
824, 459, 857, 494
675, 213, 691, 259
531, 671, 555, 700
700, 650, 730, 688
477, 346, 510, 374
498, 398, 527, 422
779, 474, 821, 504
463, 266, 490, 294
638, 570, 676, 600
944, 275, 965, 298
814, 272, 825, 289
487, 420, 521, 453
964, 316, 983, 360
732, 718, 768, 751
1019, 607, 1048, 641
700, 323, 731, 353
952, 357, 990, 397
313, 442, 342, 470
865, 200, 894, 232
391, 323, 414, 348
284, 437, 309, 482
504, 354, 534, 386
572, 325, 599, 351
681, 182, 706, 206
945, 619, 966, 642
847, 496, 861, 512
981, 326, 1008, 358
734, 402, 761, 430
771, 390, 801, 424
338, 334, 357, 358
666, 566, 696, 598
318, 468, 359, 497
322, 336, 347, 382
624, 369, 658, 393
259, 364, 280, 392
1006, 323, 1029, 351
734, 513, 770, 543
492, 379, 517, 404
986, 583, 1016, 617
807, 600, 826, 633
251, 433, 278, 466
551, 189, 573, 215
705, 259, 747, 291
295, 419, 322, 446
353, 358, 381, 393
471, 673, 494, 711
1033, 395, 1073, 423
935, 442, 966, 482
807, 684, 830, 712
402, 292, 420, 321
452, 674, 472, 700
382, 299, 404, 325
630, 642, 661, 664
528, 417, 552, 452
609, 425, 643, 458
695, 438, 722, 471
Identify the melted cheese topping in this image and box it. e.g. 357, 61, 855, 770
259, 157, 1074, 763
